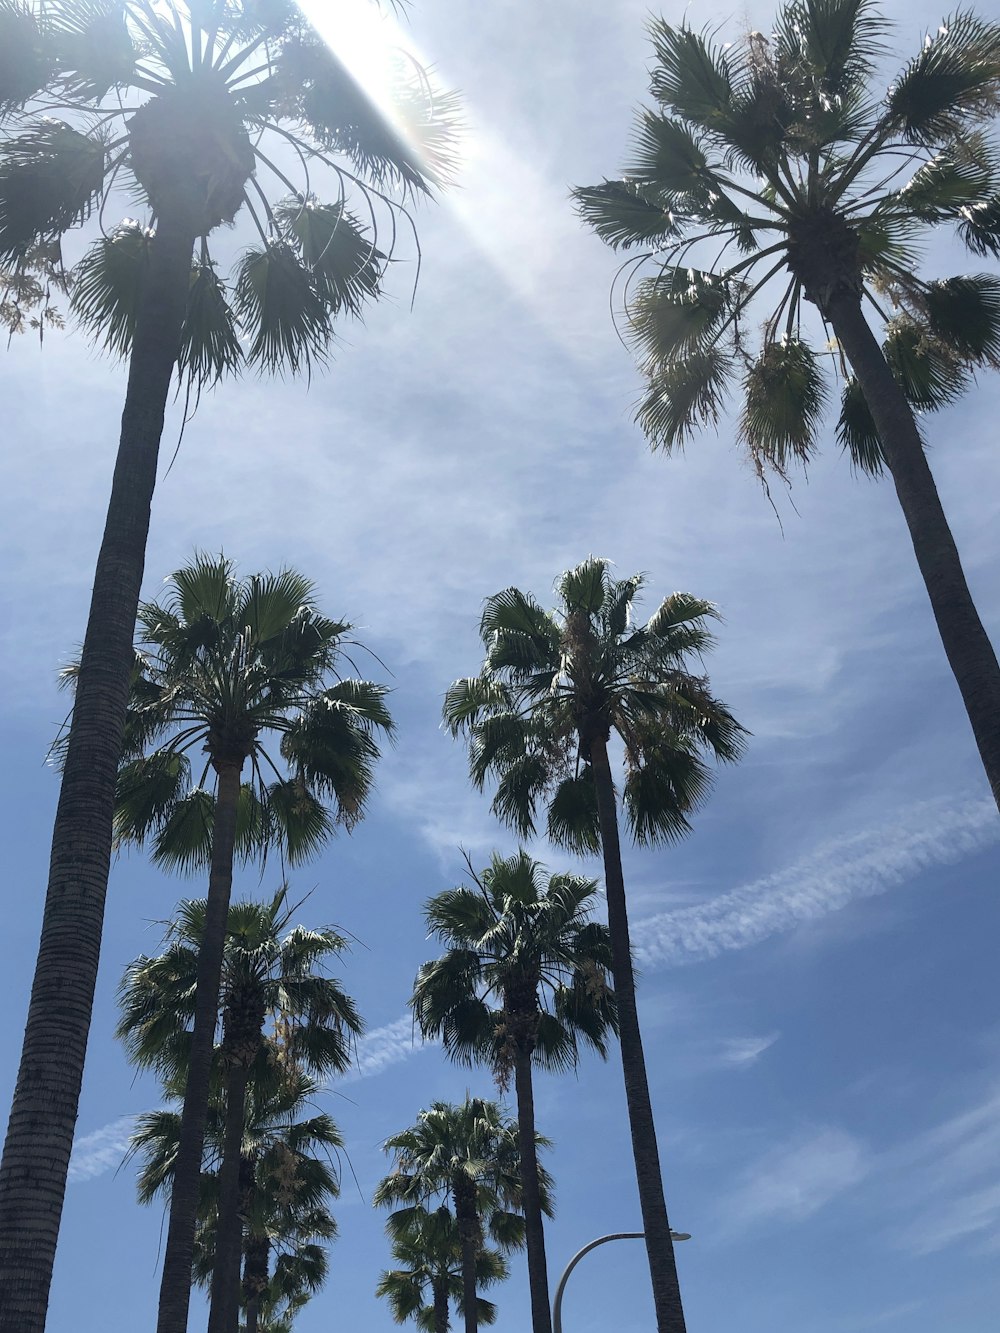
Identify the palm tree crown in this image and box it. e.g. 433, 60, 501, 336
376, 1204, 508, 1333
113, 554, 394, 867
444, 557, 745, 852
573, 1, 1000, 471
0, 0, 458, 381
413, 850, 616, 1084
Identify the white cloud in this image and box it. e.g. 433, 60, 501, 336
347, 1014, 434, 1083
722, 1127, 871, 1231
634, 796, 999, 970
885, 1087, 1000, 1256
68, 1116, 135, 1184
716, 1033, 780, 1069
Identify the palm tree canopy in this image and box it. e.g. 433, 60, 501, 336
374, 1097, 554, 1247
117, 884, 363, 1080
0, 0, 459, 382
412, 850, 617, 1082
106, 554, 394, 870
129, 1063, 341, 1327
443, 557, 745, 855
376, 1203, 508, 1330
572, 1, 1000, 473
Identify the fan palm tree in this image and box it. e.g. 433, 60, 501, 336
111, 554, 389, 1333
376, 1204, 508, 1333
0, 7, 453, 1324
443, 557, 745, 1333
375, 1098, 550, 1333
574, 0, 1000, 812
118, 886, 362, 1333
131, 1062, 342, 1333
411, 852, 616, 1333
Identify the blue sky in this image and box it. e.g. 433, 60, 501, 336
1, 1, 999, 1330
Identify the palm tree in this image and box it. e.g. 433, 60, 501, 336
411, 852, 616, 1333
443, 557, 745, 1333
118, 886, 362, 1333
111, 554, 389, 1333
375, 1098, 550, 1333
130, 1062, 342, 1333
0, 6, 453, 1324
573, 0, 1000, 812
376, 1204, 508, 1333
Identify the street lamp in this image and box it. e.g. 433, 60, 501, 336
551, 1230, 692, 1333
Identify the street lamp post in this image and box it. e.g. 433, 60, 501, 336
551, 1230, 691, 1333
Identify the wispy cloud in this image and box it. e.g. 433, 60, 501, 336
347, 1015, 434, 1083
68, 1116, 135, 1184
634, 796, 999, 970
716, 1033, 780, 1069
885, 1087, 1000, 1256
721, 1127, 871, 1231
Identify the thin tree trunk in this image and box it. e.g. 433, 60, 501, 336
208, 1063, 250, 1333
241, 1225, 268, 1333
589, 738, 686, 1333
0, 213, 196, 1333
157, 759, 245, 1333
512, 1042, 552, 1333
452, 1181, 480, 1333
826, 292, 1000, 814
432, 1274, 450, 1333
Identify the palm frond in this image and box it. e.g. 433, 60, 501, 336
924, 272, 1000, 365
178, 258, 242, 388
0, 120, 106, 259
628, 267, 735, 366
276, 196, 383, 317
741, 337, 827, 471
887, 12, 1000, 145
71, 222, 151, 359
836, 373, 885, 473
0, 2, 55, 117
235, 241, 332, 376
545, 773, 600, 855
571, 178, 682, 251
648, 21, 738, 130
635, 345, 734, 450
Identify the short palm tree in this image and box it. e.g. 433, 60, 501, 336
376, 1203, 508, 1333
0, 7, 453, 1324
131, 1062, 342, 1333
574, 0, 1000, 812
412, 852, 616, 1333
112, 554, 389, 1333
118, 886, 362, 1333
444, 557, 745, 1333
375, 1098, 549, 1333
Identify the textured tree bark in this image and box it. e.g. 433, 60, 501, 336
0, 211, 196, 1333
432, 1274, 450, 1333
452, 1178, 480, 1333
156, 759, 245, 1333
588, 738, 687, 1333
826, 291, 1000, 814
208, 1063, 251, 1333
241, 1195, 268, 1333
512, 1040, 552, 1333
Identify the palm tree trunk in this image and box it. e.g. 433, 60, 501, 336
826, 291, 1000, 814
452, 1180, 480, 1333
432, 1274, 450, 1333
512, 1041, 552, 1333
241, 1187, 268, 1333
157, 759, 245, 1333
0, 210, 196, 1333
589, 737, 686, 1333
208, 1063, 251, 1333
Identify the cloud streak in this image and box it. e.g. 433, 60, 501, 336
634, 796, 999, 970
68, 1117, 135, 1184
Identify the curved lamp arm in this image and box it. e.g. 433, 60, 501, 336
552, 1230, 691, 1333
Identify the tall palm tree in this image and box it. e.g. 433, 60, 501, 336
443, 557, 745, 1333
374, 1098, 549, 1333
573, 0, 1000, 811
112, 554, 389, 1333
130, 1063, 342, 1333
0, 7, 453, 1324
376, 1204, 508, 1333
411, 851, 616, 1333
118, 886, 362, 1333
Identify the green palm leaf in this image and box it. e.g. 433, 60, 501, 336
0, 120, 106, 259
635, 346, 733, 449
571, 178, 681, 251
235, 241, 332, 376
887, 12, 1000, 144
741, 338, 827, 470
276, 197, 382, 317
